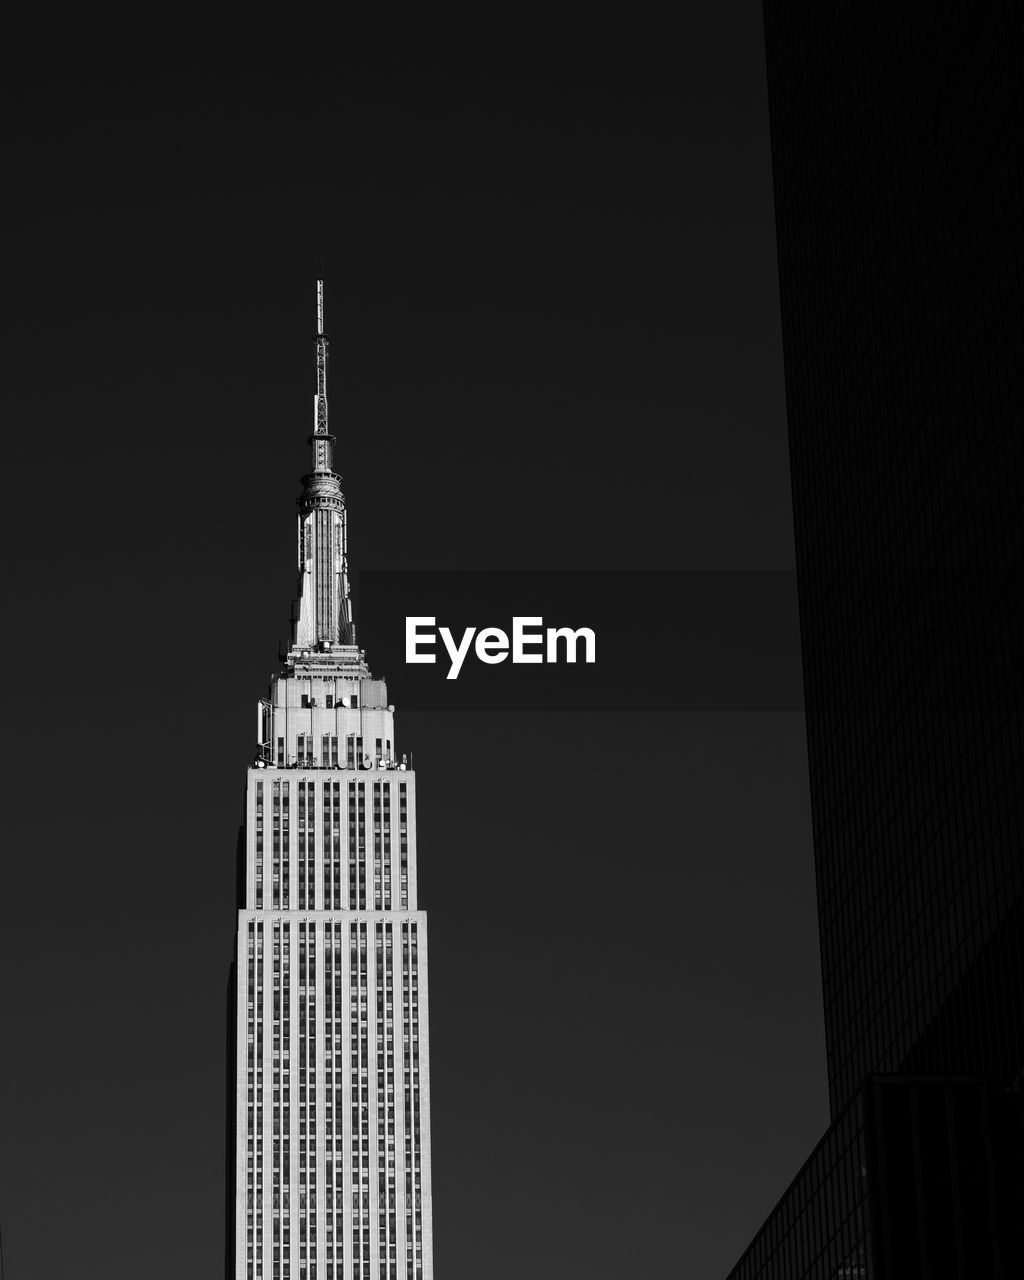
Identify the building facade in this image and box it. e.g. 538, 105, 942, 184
726, 6, 1023, 1277
230, 284, 434, 1280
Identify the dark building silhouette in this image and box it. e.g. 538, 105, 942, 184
727, 6, 1023, 1276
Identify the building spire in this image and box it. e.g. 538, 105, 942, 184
289, 275, 355, 656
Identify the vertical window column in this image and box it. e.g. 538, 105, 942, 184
386, 924, 397, 1279
351, 923, 369, 1279
323, 783, 333, 912
298, 924, 317, 1279
272, 924, 282, 1278
307, 781, 317, 910
272, 782, 282, 911
350, 924, 360, 1277
399, 785, 409, 911
299, 925, 309, 1275
377, 922, 397, 1277
402, 923, 422, 1280
376, 924, 386, 1272
257, 924, 264, 1278
334, 923, 344, 1274
255, 782, 264, 909
402, 924, 412, 1278
410, 925, 422, 1280
283, 926, 292, 1276
373, 783, 383, 910
246, 922, 257, 1279
298, 783, 308, 911
282, 785, 291, 909
324, 923, 342, 1280
358, 784, 366, 910
308, 930, 317, 1277
332, 783, 341, 910
348, 782, 357, 910
349, 783, 366, 911
382, 785, 392, 911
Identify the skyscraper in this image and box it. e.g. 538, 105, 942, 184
726, 7, 1023, 1277
229, 283, 434, 1280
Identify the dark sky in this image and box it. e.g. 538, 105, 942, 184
1, 9, 827, 1278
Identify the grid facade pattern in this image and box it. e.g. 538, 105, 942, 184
763, 1, 1024, 1117
864, 1077, 1022, 1278
246, 771, 414, 916
726, 1095, 871, 1280
235, 666, 433, 1280
726, 1077, 1023, 1280
238, 903, 432, 1280
722, 7, 1024, 1277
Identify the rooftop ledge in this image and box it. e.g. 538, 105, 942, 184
253, 755, 411, 772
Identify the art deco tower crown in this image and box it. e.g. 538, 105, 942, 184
292, 280, 355, 654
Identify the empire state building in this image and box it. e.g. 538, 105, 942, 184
230, 283, 434, 1280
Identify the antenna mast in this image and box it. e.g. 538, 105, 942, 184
314, 276, 329, 442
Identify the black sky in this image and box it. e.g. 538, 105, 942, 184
1, 9, 826, 1278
